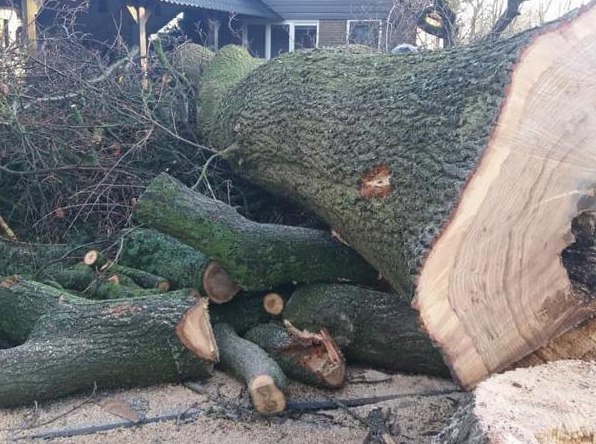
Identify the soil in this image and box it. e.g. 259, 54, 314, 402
0, 366, 464, 443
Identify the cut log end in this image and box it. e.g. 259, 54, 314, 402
262, 293, 284, 315
202, 262, 240, 304
1, 275, 18, 289
175, 298, 219, 362
415, 5, 596, 389
83, 250, 104, 267
248, 375, 287, 415
157, 280, 171, 292
433, 360, 596, 444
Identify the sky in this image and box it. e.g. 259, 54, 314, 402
523, 0, 589, 20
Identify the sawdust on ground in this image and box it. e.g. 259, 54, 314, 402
0, 367, 465, 444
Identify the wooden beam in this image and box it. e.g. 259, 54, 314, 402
21, 0, 38, 51
138, 5, 150, 77
126, 4, 152, 85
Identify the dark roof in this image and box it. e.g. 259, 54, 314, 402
260, 0, 392, 20
160, 0, 280, 19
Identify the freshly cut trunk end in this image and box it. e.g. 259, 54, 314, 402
175, 297, 219, 362
202, 262, 241, 304
415, 6, 596, 388
262, 292, 284, 315
433, 360, 596, 444
248, 375, 287, 415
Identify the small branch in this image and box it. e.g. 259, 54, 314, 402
284, 388, 461, 413
21, 48, 139, 111
11, 406, 201, 441
0, 214, 17, 240
485, 0, 529, 41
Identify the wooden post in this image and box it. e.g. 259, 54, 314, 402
126, 4, 152, 86
21, 0, 38, 51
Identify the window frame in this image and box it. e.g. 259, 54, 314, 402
242, 19, 320, 59
346, 19, 383, 49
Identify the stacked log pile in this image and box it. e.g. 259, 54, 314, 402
1, 2, 595, 425
1, 174, 444, 414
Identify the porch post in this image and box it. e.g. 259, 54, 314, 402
21, 0, 38, 51
126, 4, 152, 82
265, 24, 271, 59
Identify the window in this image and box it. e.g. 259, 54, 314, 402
294, 24, 317, 50
347, 20, 382, 48
243, 21, 319, 59
246, 24, 266, 58
271, 24, 289, 57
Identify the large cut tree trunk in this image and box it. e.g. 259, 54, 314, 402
197, 5, 596, 387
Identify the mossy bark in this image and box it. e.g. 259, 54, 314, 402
134, 173, 378, 291
100, 264, 169, 291
198, 45, 264, 143
0, 277, 84, 343
0, 280, 214, 408
0, 238, 81, 277
284, 284, 449, 376
119, 228, 210, 290
198, 33, 537, 297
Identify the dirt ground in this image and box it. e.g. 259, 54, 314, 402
0, 367, 464, 444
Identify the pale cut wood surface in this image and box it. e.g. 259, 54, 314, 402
415, 4, 596, 388
433, 360, 596, 444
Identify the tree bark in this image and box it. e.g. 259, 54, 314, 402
433, 360, 596, 443
119, 228, 239, 303
209, 292, 284, 335
134, 173, 378, 292
245, 322, 346, 389
213, 322, 287, 414
100, 264, 170, 292
0, 277, 216, 408
283, 284, 448, 377
197, 6, 596, 387
0, 238, 82, 276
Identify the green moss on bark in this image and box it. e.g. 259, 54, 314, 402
198, 34, 539, 296
0, 283, 213, 407
134, 173, 377, 291
120, 229, 210, 290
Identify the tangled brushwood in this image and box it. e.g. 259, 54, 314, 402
0, 23, 252, 242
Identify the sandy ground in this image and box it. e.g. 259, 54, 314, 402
0, 367, 465, 444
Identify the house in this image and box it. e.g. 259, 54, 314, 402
4, 0, 421, 65
181, 0, 421, 58
0, 7, 21, 48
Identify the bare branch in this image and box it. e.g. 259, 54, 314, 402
485, 0, 529, 40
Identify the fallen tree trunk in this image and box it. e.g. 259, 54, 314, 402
245, 322, 346, 389
0, 277, 216, 407
134, 173, 378, 292
284, 284, 448, 377
119, 229, 239, 303
433, 360, 596, 443
213, 323, 287, 414
197, 5, 596, 387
